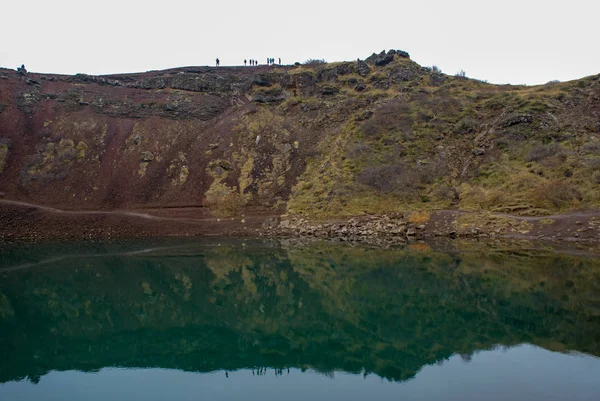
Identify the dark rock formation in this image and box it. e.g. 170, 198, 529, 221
252, 86, 287, 103
390, 65, 418, 83
321, 85, 339, 96
388, 49, 410, 59
356, 60, 371, 77
293, 71, 317, 96
366, 51, 395, 67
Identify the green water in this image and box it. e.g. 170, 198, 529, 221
0, 239, 599, 401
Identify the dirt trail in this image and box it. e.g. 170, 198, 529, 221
492, 211, 600, 221
0, 198, 268, 241
1, 199, 599, 243
7, 199, 597, 224
0, 199, 213, 225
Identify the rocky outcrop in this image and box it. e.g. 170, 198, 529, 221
251, 86, 287, 103
356, 60, 371, 77
390, 64, 419, 83
366, 51, 395, 67
265, 214, 427, 244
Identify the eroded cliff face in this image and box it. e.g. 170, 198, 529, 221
1, 51, 599, 218
0, 65, 316, 214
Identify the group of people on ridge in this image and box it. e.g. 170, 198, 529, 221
216, 58, 282, 67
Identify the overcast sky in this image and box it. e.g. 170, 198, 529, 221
1, 0, 597, 85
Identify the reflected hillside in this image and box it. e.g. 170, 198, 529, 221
1, 240, 599, 384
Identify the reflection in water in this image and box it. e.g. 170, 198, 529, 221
0, 239, 600, 397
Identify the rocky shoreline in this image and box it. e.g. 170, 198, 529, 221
1, 200, 599, 244
262, 214, 427, 245
262, 210, 600, 245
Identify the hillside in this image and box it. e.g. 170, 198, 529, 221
1, 50, 599, 239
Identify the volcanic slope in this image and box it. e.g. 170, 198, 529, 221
1, 50, 599, 222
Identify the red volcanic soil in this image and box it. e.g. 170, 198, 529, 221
0, 200, 270, 242
0, 64, 305, 209
0, 64, 314, 242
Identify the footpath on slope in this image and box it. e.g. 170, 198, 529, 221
1, 199, 599, 244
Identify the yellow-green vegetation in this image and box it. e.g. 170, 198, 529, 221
75, 141, 87, 160
456, 212, 533, 234
26, 138, 83, 179
138, 162, 149, 177
273, 54, 600, 217
229, 108, 295, 209
408, 211, 431, 224
204, 159, 243, 217
168, 152, 189, 186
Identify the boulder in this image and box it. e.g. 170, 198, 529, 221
140, 151, 155, 162
356, 60, 371, 77
501, 114, 534, 128
390, 66, 417, 83
261, 217, 280, 230
321, 85, 339, 96
388, 49, 410, 59
429, 73, 446, 87
293, 72, 317, 96
317, 67, 339, 82
365, 51, 395, 67
354, 81, 367, 92
252, 86, 287, 103
369, 75, 390, 90
253, 74, 272, 87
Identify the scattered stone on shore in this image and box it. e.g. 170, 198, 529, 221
264, 214, 423, 244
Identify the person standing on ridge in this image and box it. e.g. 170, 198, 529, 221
278, 57, 281, 65
244, 59, 247, 66
17, 64, 27, 80
216, 58, 220, 67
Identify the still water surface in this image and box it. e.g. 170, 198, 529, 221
1, 239, 599, 400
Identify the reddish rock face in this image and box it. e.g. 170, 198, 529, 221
0, 65, 317, 212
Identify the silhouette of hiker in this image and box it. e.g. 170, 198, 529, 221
244, 59, 247, 66
278, 57, 281, 65
17, 64, 27, 80
216, 58, 220, 67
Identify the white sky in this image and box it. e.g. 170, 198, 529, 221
1, 0, 597, 85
